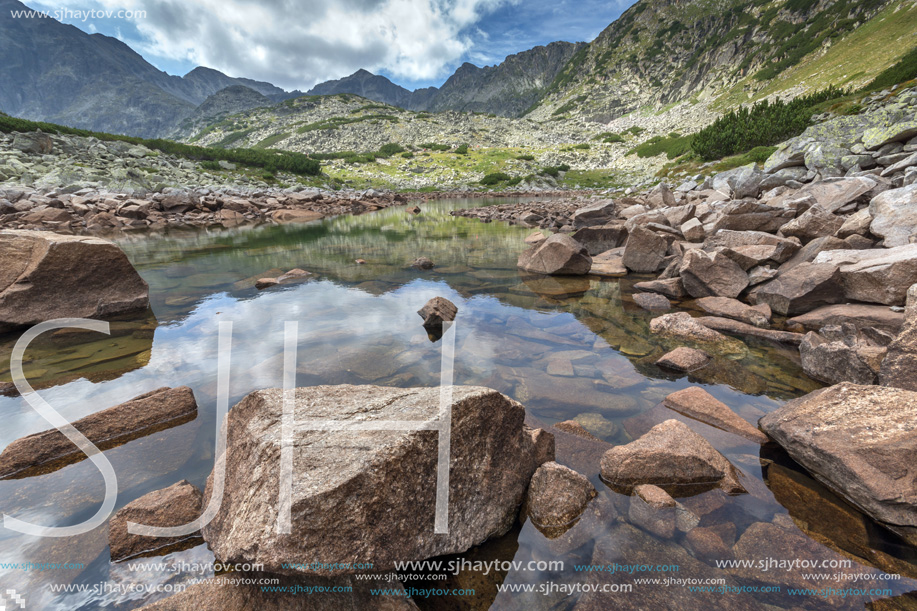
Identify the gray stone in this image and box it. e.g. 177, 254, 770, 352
679, 249, 749, 299
518, 234, 592, 275
201, 385, 552, 574
869, 183, 917, 247
623, 226, 669, 273
754, 262, 844, 316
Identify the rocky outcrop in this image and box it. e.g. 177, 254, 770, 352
109, 480, 204, 561
600, 419, 746, 495
201, 385, 552, 574
787, 304, 904, 336
0, 387, 197, 478
760, 384, 917, 544
0, 230, 149, 332
518, 234, 592, 275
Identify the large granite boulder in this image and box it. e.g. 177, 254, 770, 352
794, 177, 877, 212
0, 230, 149, 332
662, 387, 768, 444
572, 223, 628, 255
712, 201, 794, 233
696, 296, 770, 327
788, 304, 904, 336
711, 164, 765, 199
799, 328, 884, 386
201, 385, 552, 574
778, 204, 843, 243
880, 319, 917, 391
572, 200, 618, 228
517, 234, 592, 275
869, 184, 917, 248
754, 262, 844, 316
600, 419, 746, 495
622, 226, 669, 273
702, 230, 800, 263
760, 384, 917, 544
679, 250, 749, 299
815, 245, 917, 305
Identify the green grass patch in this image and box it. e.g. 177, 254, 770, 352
254, 132, 290, 149
862, 46, 917, 91
480, 172, 513, 185
630, 133, 695, 160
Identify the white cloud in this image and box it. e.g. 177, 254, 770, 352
32, 0, 519, 89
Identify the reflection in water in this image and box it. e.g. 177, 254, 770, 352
0, 199, 913, 609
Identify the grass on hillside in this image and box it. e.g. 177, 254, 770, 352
0, 113, 321, 176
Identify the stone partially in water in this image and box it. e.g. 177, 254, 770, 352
0, 386, 198, 479
663, 387, 768, 444
760, 384, 917, 544
525, 461, 596, 531
109, 480, 204, 562
0, 230, 149, 333
600, 419, 746, 495
517, 234, 592, 275
201, 385, 552, 574
417, 296, 458, 329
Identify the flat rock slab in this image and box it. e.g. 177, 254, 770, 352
760, 384, 917, 543
0, 230, 149, 332
787, 304, 904, 336
663, 387, 768, 444
202, 385, 551, 574
815, 244, 917, 306
696, 316, 805, 346
0, 386, 198, 478
109, 480, 203, 561
600, 419, 746, 495
696, 296, 770, 327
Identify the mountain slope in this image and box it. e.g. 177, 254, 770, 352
528, 0, 900, 121
424, 41, 586, 116
306, 69, 417, 108
0, 0, 295, 136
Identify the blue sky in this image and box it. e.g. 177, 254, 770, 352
23, 0, 637, 91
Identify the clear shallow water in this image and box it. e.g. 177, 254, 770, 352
0, 199, 914, 609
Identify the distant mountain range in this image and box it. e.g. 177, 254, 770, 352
305, 41, 585, 117
0, 0, 910, 139
0, 0, 583, 137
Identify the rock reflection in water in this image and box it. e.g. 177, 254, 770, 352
0, 199, 907, 610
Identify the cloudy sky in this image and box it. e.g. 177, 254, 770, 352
23, 0, 637, 90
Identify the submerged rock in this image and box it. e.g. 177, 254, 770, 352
201, 385, 552, 574
0, 230, 149, 333
109, 480, 204, 562
760, 384, 917, 544
655, 347, 710, 372
0, 387, 198, 479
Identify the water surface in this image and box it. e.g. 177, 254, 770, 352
1, 199, 914, 609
